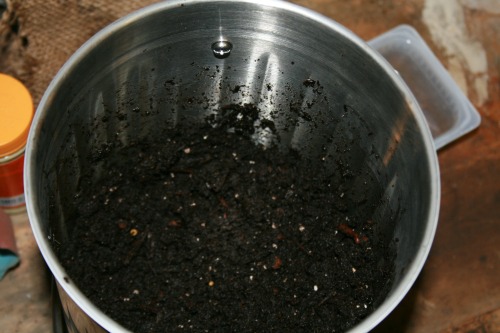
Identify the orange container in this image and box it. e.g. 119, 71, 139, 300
0, 74, 33, 214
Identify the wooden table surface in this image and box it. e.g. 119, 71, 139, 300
0, 1, 498, 332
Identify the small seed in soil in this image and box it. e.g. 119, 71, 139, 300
129, 228, 138, 236
272, 256, 282, 270
168, 220, 180, 227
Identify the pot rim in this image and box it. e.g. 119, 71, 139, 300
25, 1, 440, 332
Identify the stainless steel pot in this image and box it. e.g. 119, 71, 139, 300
25, 1, 459, 332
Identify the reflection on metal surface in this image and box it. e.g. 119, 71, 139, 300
212, 9, 232, 59
383, 112, 408, 166
57, 283, 108, 333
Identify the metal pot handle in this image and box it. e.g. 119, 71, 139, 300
368, 25, 481, 150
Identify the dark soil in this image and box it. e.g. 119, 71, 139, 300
59, 103, 395, 333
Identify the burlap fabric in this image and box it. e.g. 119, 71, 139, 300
0, 0, 162, 107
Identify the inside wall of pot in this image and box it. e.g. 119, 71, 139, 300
30, 1, 434, 328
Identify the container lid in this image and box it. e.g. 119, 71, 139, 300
0, 74, 34, 158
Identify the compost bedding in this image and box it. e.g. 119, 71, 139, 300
59, 103, 396, 333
